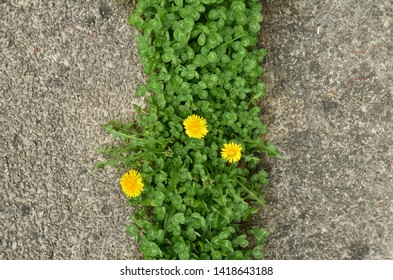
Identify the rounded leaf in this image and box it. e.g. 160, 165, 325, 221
231, 1, 246, 13
198, 32, 206, 46
207, 52, 218, 63
249, 20, 261, 33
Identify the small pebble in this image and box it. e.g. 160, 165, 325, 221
12, 241, 17, 250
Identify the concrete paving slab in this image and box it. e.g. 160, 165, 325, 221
260, 0, 393, 259
1, 0, 143, 259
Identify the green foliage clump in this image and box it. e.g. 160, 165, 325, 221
96, 0, 281, 260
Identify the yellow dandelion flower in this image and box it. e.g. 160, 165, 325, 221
183, 114, 208, 139
120, 170, 144, 198
221, 142, 242, 163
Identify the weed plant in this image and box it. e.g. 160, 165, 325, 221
96, 0, 281, 260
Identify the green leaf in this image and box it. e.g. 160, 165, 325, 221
128, 14, 144, 28
93, 161, 106, 169
186, 227, 197, 241
207, 32, 223, 48
250, 228, 269, 245
125, 224, 139, 241
238, 180, 265, 206
172, 194, 183, 210
235, 12, 247, 26
249, 106, 260, 115
231, 1, 246, 13
218, 230, 231, 240
155, 171, 167, 184
179, 251, 189, 260
136, 84, 147, 97
198, 32, 206, 46
171, 213, 185, 225
148, 18, 162, 30
152, 190, 166, 206
141, 238, 161, 258
179, 169, 191, 182
154, 206, 166, 221
162, 52, 174, 62
211, 250, 222, 260
142, 164, 153, 174
207, 51, 218, 63
155, 92, 166, 109
175, 0, 184, 8
199, 90, 208, 99
222, 111, 238, 126
211, 235, 221, 248
174, 29, 189, 42
190, 212, 206, 229
169, 173, 179, 190
186, 138, 205, 150
186, 47, 195, 60
168, 224, 182, 237
250, 91, 266, 104
233, 235, 249, 248
180, 18, 194, 33
252, 245, 263, 259
174, 241, 188, 255
208, 10, 219, 21
232, 250, 244, 260
156, 157, 164, 168
249, 20, 261, 33
220, 240, 233, 252
156, 229, 165, 243
265, 141, 282, 158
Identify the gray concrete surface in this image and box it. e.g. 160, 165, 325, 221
1, 0, 143, 259
260, 0, 393, 259
1, 0, 392, 260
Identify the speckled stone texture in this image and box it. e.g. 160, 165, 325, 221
259, 0, 392, 259
1, 0, 392, 261
1, 0, 144, 259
